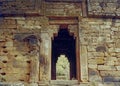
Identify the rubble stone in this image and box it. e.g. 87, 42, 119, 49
0, 0, 120, 86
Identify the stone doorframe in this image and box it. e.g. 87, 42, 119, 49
13, 17, 89, 83
48, 16, 88, 82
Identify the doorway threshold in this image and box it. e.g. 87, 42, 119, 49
50, 80, 79, 85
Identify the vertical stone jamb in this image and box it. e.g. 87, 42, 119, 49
82, 0, 87, 17
76, 26, 80, 81
80, 45, 88, 82
78, 17, 88, 82
29, 39, 40, 84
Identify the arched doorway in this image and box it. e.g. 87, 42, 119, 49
56, 54, 70, 80
51, 27, 77, 80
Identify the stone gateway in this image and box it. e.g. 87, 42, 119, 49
0, 0, 120, 86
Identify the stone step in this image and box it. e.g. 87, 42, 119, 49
39, 80, 79, 86
51, 80, 79, 85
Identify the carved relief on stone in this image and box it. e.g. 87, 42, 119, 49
47, 25, 59, 39
13, 33, 40, 82
14, 33, 40, 55
48, 24, 78, 39
68, 25, 78, 38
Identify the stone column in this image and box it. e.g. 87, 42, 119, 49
80, 45, 88, 82
29, 53, 39, 83
39, 32, 51, 81
29, 40, 40, 83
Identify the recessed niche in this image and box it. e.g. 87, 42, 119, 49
14, 55, 18, 57
96, 46, 106, 52
26, 73, 30, 75
2, 60, 7, 63
3, 50, 8, 53
19, 79, 24, 81
2, 46, 6, 48
1, 73, 6, 75
26, 60, 31, 64
28, 51, 31, 53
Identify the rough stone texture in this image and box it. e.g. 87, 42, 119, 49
79, 17, 120, 85
0, 0, 120, 86
0, 0, 42, 15
88, 0, 120, 17
80, 46, 88, 82
45, 2, 82, 16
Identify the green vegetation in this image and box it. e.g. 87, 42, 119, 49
56, 55, 70, 80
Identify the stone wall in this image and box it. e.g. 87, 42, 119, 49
45, 2, 82, 16
0, 0, 120, 86
80, 18, 120, 84
0, 16, 48, 83
88, 0, 120, 17
0, 0, 42, 16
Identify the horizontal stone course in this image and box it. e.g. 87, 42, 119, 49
98, 65, 116, 70
100, 71, 120, 77
0, 0, 120, 85
88, 0, 120, 17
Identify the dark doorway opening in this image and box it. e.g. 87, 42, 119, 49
51, 27, 76, 80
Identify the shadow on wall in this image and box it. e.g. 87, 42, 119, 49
14, 34, 38, 45
89, 68, 102, 82
14, 34, 39, 55
40, 54, 49, 75
103, 76, 120, 82
89, 68, 120, 82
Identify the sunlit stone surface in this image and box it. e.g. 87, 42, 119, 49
0, 0, 120, 86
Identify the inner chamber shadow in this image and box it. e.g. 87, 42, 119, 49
51, 28, 76, 80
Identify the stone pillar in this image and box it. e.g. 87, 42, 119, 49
29, 54, 39, 83
80, 45, 88, 82
29, 40, 40, 83
40, 32, 51, 81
